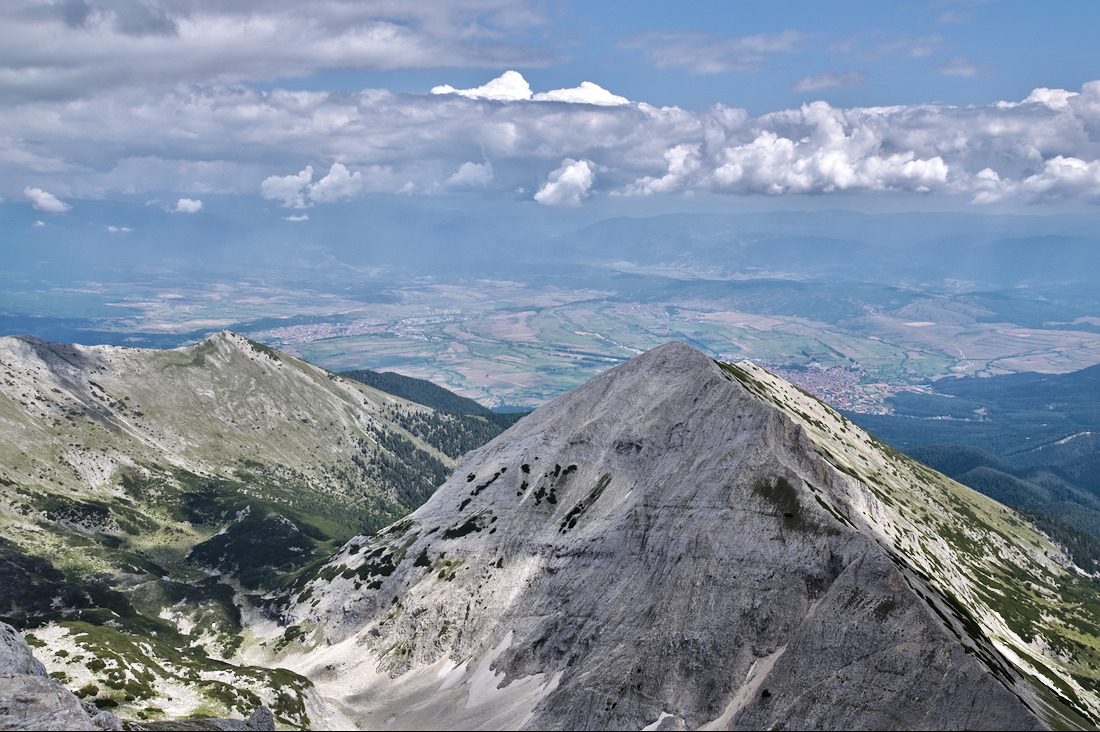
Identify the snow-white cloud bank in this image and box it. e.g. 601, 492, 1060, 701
432, 70, 534, 102
432, 71, 630, 105
6, 71, 1100, 207
533, 82, 630, 106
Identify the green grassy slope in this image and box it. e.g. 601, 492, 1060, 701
0, 331, 514, 725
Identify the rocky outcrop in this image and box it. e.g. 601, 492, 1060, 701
0, 621, 278, 732
0, 622, 122, 731
279, 341, 1099, 730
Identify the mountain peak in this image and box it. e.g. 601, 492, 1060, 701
279, 343, 1099, 730
195, 329, 273, 353
616, 338, 714, 368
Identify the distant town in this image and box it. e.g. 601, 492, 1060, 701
754, 362, 920, 415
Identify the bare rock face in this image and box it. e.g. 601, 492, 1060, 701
0, 624, 47, 678
0, 622, 122, 731
282, 342, 1099, 731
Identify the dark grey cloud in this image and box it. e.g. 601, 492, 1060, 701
0, 0, 557, 102
61, 0, 91, 28
55, 0, 179, 36
112, 0, 179, 37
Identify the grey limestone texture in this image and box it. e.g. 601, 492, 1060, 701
0, 622, 122, 731
291, 342, 1062, 731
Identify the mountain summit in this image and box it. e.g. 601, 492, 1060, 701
280, 342, 1100, 730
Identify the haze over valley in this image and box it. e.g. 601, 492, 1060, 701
6, 204, 1100, 412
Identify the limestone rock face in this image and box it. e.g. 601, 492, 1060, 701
0, 622, 122, 731
0, 624, 46, 678
283, 342, 1099, 731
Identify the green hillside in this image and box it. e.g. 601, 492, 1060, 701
0, 332, 516, 726
340, 367, 496, 414
340, 368, 527, 457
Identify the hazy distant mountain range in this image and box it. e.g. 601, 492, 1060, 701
0, 334, 1097, 729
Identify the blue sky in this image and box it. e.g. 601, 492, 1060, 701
2, 0, 1099, 222
256, 1, 1100, 114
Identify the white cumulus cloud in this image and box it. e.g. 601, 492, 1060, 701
24, 186, 70, 212
534, 158, 595, 206
432, 71, 532, 101
1019, 156, 1100, 201
1024, 88, 1079, 111
625, 144, 703, 195
261, 163, 363, 207
308, 163, 362, 203
174, 198, 203, 213
447, 161, 494, 187
8, 77, 1100, 207
534, 82, 630, 106
261, 166, 315, 208
708, 103, 951, 195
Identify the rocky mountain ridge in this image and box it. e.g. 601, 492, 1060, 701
0, 331, 511, 726
0, 331, 456, 533
269, 341, 1100, 730
3, 334, 1098, 730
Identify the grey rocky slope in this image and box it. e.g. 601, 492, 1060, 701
0, 331, 508, 726
0, 621, 122, 731
0, 620, 275, 732
273, 341, 1100, 730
